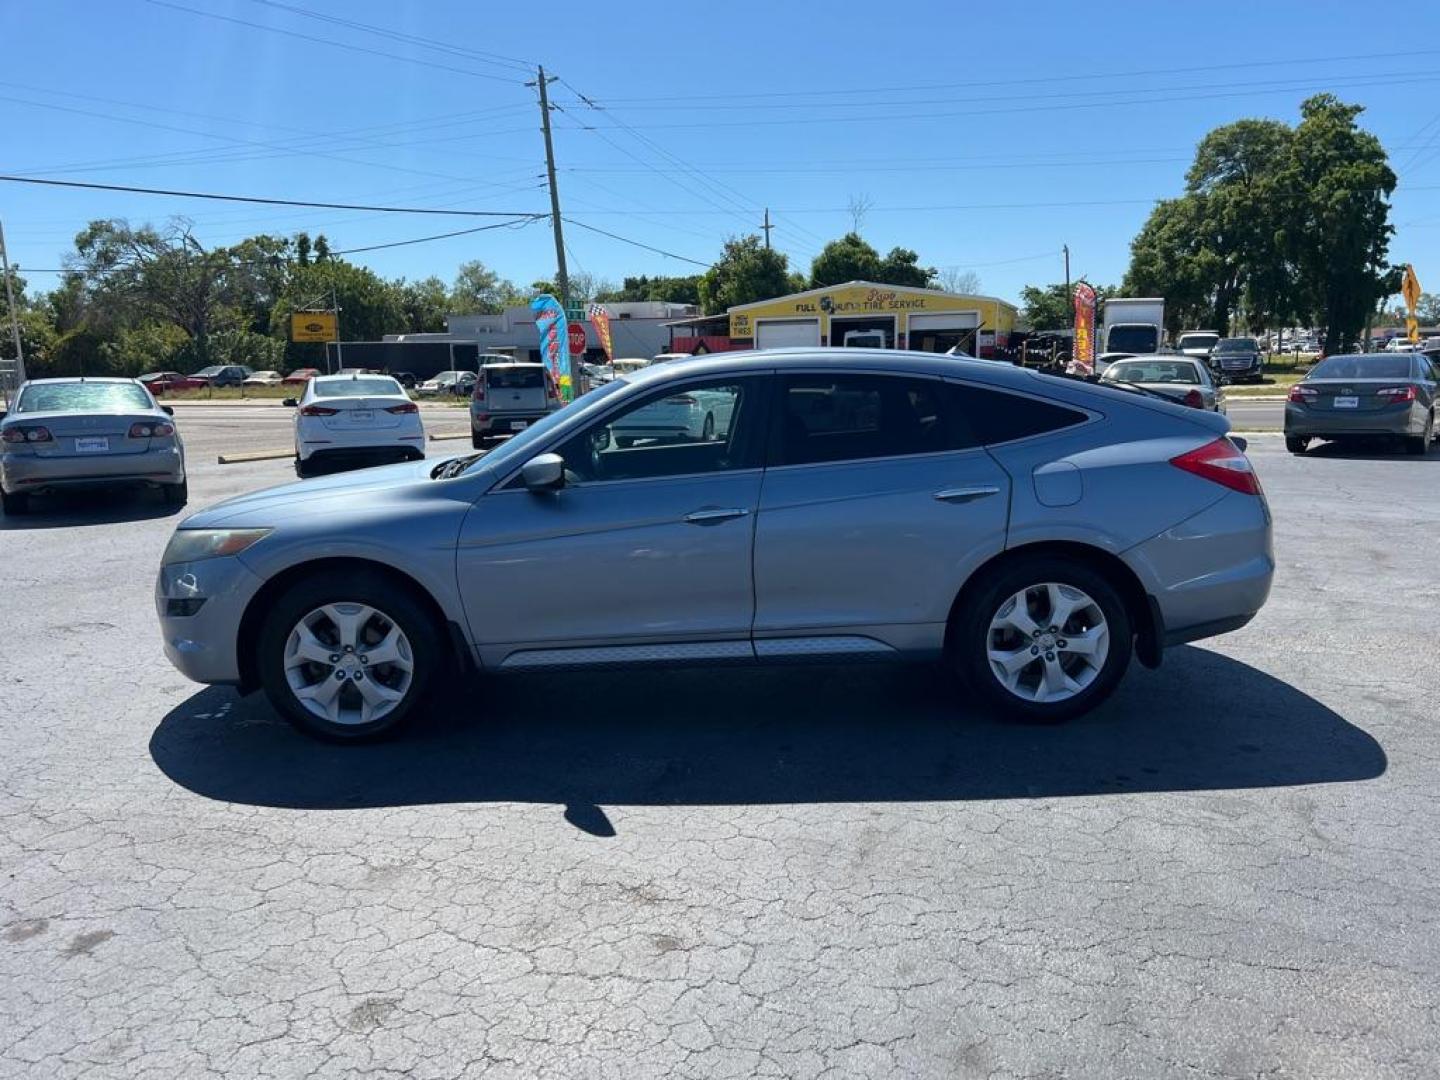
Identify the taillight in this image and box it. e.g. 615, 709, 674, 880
385, 402, 419, 414
3, 425, 53, 443
1287, 385, 1316, 403
1376, 385, 1417, 402
299, 404, 339, 416
1182, 388, 1204, 409
129, 421, 175, 438
1170, 437, 1262, 496
472, 384, 486, 401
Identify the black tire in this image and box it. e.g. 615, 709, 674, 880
471, 432, 486, 450
163, 478, 188, 506
1, 489, 29, 516
294, 457, 312, 479
1405, 434, 1428, 456
951, 555, 1133, 724
256, 570, 444, 742
1285, 436, 1309, 455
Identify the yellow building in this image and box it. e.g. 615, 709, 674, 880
726, 280, 1018, 356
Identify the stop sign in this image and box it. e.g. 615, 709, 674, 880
567, 323, 587, 355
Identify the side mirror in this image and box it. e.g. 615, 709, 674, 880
160, 405, 175, 416
521, 452, 566, 492
282, 398, 298, 408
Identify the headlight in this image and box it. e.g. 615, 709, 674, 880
162, 528, 271, 566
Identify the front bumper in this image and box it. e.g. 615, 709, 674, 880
2, 446, 184, 495
155, 555, 266, 684
1284, 402, 1424, 438
1123, 490, 1274, 646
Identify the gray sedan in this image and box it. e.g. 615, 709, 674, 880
156, 349, 1273, 741
1, 377, 187, 515
1285, 352, 1438, 455
1099, 355, 1226, 412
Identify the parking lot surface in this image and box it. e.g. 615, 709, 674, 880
2, 414, 1437, 1079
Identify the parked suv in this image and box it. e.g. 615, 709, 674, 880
470, 363, 560, 446
1210, 337, 1263, 382
156, 349, 1274, 742
191, 364, 253, 388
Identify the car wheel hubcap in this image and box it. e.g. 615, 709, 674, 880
284, 603, 414, 726
986, 582, 1109, 703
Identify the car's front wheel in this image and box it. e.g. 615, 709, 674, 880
257, 571, 443, 741
952, 556, 1133, 723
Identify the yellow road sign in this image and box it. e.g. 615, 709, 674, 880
1407, 316, 1420, 344
291, 311, 337, 342
1401, 264, 1421, 312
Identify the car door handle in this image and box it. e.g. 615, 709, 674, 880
933, 485, 1001, 504
683, 507, 750, 525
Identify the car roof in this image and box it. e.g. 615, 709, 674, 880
21, 376, 141, 385
483, 362, 544, 370
311, 373, 401, 384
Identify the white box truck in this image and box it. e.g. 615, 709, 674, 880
1100, 298, 1165, 370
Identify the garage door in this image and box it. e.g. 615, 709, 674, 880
755, 319, 821, 350
910, 312, 979, 332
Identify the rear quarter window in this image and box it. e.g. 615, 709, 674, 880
947, 384, 1089, 446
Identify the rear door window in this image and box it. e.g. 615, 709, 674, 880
775, 375, 955, 465
946, 384, 1088, 445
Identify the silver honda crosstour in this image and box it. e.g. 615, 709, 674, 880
156, 350, 1274, 741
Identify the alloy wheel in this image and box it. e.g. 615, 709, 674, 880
283, 603, 415, 726
986, 582, 1110, 703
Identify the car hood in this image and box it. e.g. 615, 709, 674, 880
180, 456, 447, 528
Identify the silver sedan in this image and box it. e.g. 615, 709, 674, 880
1099, 355, 1226, 412
1, 377, 187, 515
156, 349, 1273, 741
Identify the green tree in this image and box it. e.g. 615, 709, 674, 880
935, 268, 983, 295
1019, 282, 1117, 332
1415, 292, 1440, 324
810, 232, 882, 287
1123, 197, 1220, 335
597, 274, 703, 305
449, 259, 518, 315
876, 246, 934, 288
396, 276, 450, 333
698, 235, 794, 314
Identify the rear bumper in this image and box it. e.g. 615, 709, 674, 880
1123, 490, 1274, 647
1, 446, 184, 494
471, 410, 549, 435
300, 446, 424, 470
1284, 403, 1424, 437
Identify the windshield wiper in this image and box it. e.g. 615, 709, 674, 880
431, 451, 486, 480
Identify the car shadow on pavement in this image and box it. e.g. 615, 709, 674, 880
1300, 440, 1439, 462
0, 487, 185, 530
149, 645, 1386, 831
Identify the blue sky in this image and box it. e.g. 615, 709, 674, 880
3, 0, 1440, 307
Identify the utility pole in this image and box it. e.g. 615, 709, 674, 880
1063, 244, 1071, 325
331, 284, 341, 374
761, 208, 773, 249
0, 217, 26, 404
532, 65, 579, 397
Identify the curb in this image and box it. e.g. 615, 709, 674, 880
218, 448, 294, 464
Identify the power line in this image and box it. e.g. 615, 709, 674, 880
590, 48, 1440, 104
0, 174, 544, 216
143, 0, 528, 84
332, 217, 539, 255
561, 218, 709, 266
242, 0, 535, 74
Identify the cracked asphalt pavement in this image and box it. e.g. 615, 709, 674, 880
2, 419, 1437, 1078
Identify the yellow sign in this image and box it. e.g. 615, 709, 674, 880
1402, 264, 1422, 312
1407, 316, 1420, 344
728, 282, 1015, 342
291, 311, 337, 342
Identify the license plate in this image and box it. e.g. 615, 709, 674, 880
511, 420, 528, 430
1333, 396, 1358, 409
348, 410, 374, 422
74, 436, 110, 452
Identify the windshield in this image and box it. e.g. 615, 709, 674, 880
1103, 360, 1200, 385
1176, 334, 1219, 350
1106, 325, 1159, 353
16, 382, 153, 413
1308, 355, 1412, 379
312, 377, 402, 397
457, 378, 629, 476
1215, 338, 1257, 352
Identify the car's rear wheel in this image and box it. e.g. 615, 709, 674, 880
1, 489, 29, 516
952, 555, 1133, 724
1406, 416, 1433, 455
1285, 436, 1309, 454
257, 571, 442, 742
163, 478, 188, 506
471, 432, 486, 449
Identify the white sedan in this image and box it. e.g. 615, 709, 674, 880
243, 370, 283, 387
288, 374, 426, 478
608, 387, 736, 447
